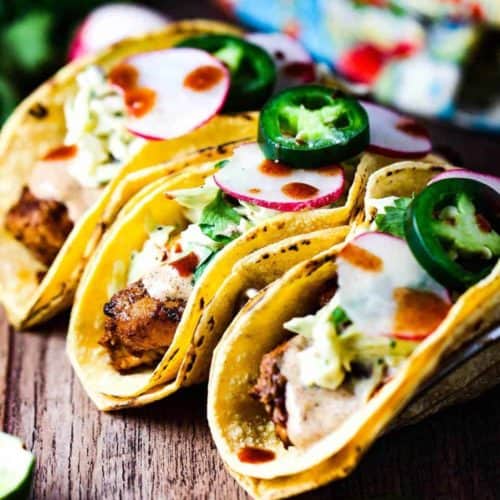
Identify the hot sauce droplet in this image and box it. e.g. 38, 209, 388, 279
109, 63, 139, 91
43, 144, 78, 161
183, 65, 224, 92
281, 182, 319, 200
339, 243, 383, 272
396, 119, 428, 139
170, 252, 199, 277
125, 87, 156, 118
237, 447, 275, 464
258, 160, 292, 177
393, 287, 450, 339
248, 188, 261, 194
318, 165, 342, 177
283, 62, 315, 82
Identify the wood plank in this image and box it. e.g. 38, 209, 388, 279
0, 308, 11, 427
3, 314, 500, 499
4, 317, 247, 499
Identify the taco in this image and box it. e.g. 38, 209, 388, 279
0, 19, 266, 329
66, 80, 442, 411
207, 162, 500, 499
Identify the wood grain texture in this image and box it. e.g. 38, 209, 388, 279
1, 303, 499, 500
1, 2, 500, 499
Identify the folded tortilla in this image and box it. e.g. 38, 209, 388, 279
207, 161, 500, 499
0, 19, 258, 329
67, 139, 412, 410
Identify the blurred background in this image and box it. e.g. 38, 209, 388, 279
1, 0, 499, 137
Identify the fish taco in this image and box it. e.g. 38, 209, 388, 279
0, 19, 265, 328
67, 82, 440, 411
207, 162, 500, 499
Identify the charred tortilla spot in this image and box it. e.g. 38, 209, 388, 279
185, 357, 195, 373
28, 103, 49, 119
199, 297, 205, 309
196, 336, 205, 347
208, 317, 215, 330
168, 347, 180, 362
288, 244, 298, 252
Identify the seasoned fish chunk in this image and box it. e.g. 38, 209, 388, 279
4, 187, 73, 266
100, 280, 186, 372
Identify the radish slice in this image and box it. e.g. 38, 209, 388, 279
68, 3, 169, 60
214, 142, 345, 211
361, 101, 431, 158
429, 168, 500, 194
245, 33, 316, 90
123, 48, 230, 140
337, 232, 451, 340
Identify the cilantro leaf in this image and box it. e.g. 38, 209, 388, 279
374, 197, 412, 238
214, 159, 229, 169
330, 306, 351, 334
193, 253, 215, 283
199, 191, 242, 243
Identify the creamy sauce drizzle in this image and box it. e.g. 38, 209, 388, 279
280, 336, 364, 448
142, 263, 193, 302
28, 158, 101, 222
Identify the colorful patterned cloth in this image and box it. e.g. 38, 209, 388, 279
219, 0, 500, 132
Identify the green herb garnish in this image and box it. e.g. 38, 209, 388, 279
330, 306, 351, 334
375, 197, 412, 238
199, 191, 242, 243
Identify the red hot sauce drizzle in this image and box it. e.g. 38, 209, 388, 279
258, 160, 292, 177
281, 182, 319, 200
393, 287, 450, 338
108, 63, 139, 91
339, 243, 383, 272
237, 446, 276, 464
396, 119, 428, 139
125, 87, 157, 118
183, 65, 225, 92
170, 252, 199, 277
318, 165, 342, 177
43, 144, 78, 161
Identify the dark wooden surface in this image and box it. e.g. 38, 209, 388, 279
1, 2, 500, 499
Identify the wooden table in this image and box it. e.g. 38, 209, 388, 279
2, 2, 500, 499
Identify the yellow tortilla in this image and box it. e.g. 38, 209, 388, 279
207, 161, 500, 499
0, 19, 258, 329
67, 143, 404, 410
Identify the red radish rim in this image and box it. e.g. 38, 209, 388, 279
214, 167, 345, 212
367, 143, 431, 159
428, 168, 500, 194
123, 48, 230, 141
245, 32, 316, 84
68, 21, 89, 61
361, 100, 431, 158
